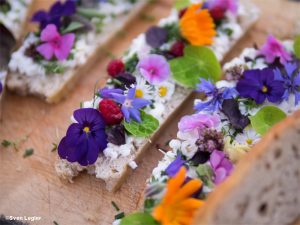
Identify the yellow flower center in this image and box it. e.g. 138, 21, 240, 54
261, 86, 268, 93
83, 126, 90, 133
159, 86, 168, 97
246, 138, 253, 145
135, 89, 144, 98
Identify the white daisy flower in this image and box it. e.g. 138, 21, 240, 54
235, 129, 261, 146
130, 76, 154, 100
154, 81, 175, 102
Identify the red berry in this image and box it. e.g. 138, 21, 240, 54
170, 41, 185, 57
209, 7, 225, 22
178, 8, 187, 18
107, 59, 125, 77
99, 99, 123, 125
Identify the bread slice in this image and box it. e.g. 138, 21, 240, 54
6, 1, 148, 103
193, 110, 300, 225
55, 1, 260, 192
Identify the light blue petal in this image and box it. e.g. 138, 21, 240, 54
121, 106, 130, 122
129, 108, 141, 123
132, 98, 151, 109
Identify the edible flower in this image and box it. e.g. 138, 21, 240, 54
32, 0, 76, 29
99, 87, 123, 99
165, 153, 186, 177
36, 24, 75, 61
58, 108, 107, 166
258, 35, 292, 64
210, 150, 233, 185
206, 0, 238, 15
137, 54, 170, 85
274, 63, 300, 105
235, 128, 261, 146
180, 3, 216, 46
111, 87, 150, 123
0, 81, 2, 95
194, 78, 237, 113
236, 68, 285, 104
153, 167, 204, 225
178, 113, 220, 132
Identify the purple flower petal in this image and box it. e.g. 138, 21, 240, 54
121, 105, 130, 122
197, 78, 216, 95
178, 113, 220, 132
54, 33, 75, 61
99, 87, 124, 99
40, 24, 60, 42
165, 154, 186, 177
132, 98, 151, 109
36, 43, 54, 60
129, 108, 141, 123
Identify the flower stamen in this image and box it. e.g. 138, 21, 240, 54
159, 86, 168, 97
135, 89, 144, 98
83, 126, 90, 133
261, 85, 268, 93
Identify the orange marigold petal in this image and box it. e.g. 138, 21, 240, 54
174, 179, 202, 202
165, 167, 186, 202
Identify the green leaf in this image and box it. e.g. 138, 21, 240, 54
123, 111, 159, 137
170, 46, 221, 88
120, 213, 158, 225
23, 148, 34, 158
250, 106, 286, 135
62, 21, 84, 34
175, 0, 190, 10
77, 7, 105, 19
196, 164, 214, 188
294, 35, 300, 59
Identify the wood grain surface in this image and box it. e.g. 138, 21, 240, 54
0, 0, 300, 225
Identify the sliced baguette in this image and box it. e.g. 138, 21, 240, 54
6, 1, 148, 103
55, 1, 260, 192
193, 111, 300, 225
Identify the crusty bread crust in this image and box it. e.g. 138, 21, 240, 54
6, 1, 148, 103
193, 111, 300, 225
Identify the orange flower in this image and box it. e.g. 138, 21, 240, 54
180, 3, 216, 46
152, 167, 204, 225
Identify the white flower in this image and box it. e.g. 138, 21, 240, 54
132, 76, 153, 100
169, 139, 182, 150
154, 81, 175, 102
235, 129, 260, 146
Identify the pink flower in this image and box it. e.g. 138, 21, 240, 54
178, 113, 220, 132
208, 0, 238, 15
210, 150, 233, 185
259, 35, 292, 64
137, 54, 170, 84
36, 24, 75, 61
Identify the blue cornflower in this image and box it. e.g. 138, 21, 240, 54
194, 78, 238, 113
111, 87, 150, 123
274, 63, 300, 105
32, 0, 76, 30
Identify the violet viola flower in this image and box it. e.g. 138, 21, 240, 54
111, 87, 150, 123
178, 113, 220, 132
194, 78, 238, 113
210, 150, 233, 185
58, 108, 107, 166
0, 81, 2, 95
274, 63, 300, 105
207, 0, 238, 15
165, 153, 186, 177
36, 24, 75, 61
137, 54, 171, 85
99, 87, 123, 99
32, 0, 76, 30
259, 35, 292, 64
236, 68, 285, 104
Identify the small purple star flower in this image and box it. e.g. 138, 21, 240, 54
99, 87, 123, 99
274, 63, 300, 105
165, 153, 186, 177
210, 150, 233, 185
58, 108, 107, 166
236, 68, 285, 104
259, 35, 292, 64
111, 87, 150, 123
194, 78, 238, 113
32, 0, 76, 30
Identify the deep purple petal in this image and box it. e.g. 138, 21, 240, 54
165, 154, 186, 177
31, 11, 47, 22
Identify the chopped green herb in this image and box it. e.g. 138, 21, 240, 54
1, 140, 12, 147
115, 212, 125, 220
53, 221, 59, 225
111, 201, 120, 211
23, 148, 34, 158
51, 143, 58, 152
44, 62, 65, 74
125, 53, 139, 73
163, 23, 181, 42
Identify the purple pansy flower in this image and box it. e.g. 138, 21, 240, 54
58, 108, 107, 166
178, 113, 220, 132
194, 78, 238, 113
137, 54, 170, 85
99, 87, 123, 99
111, 87, 150, 123
36, 24, 75, 61
0, 81, 2, 95
236, 68, 285, 104
165, 153, 186, 177
32, 0, 76, 30
259, 35, 292, 64
274, 63, 300, 105
206, 0, 238, 15
209, 150, 233, 185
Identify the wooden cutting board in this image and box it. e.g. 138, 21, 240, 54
0, 0, 300, 225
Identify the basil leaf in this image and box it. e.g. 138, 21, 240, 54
250, 106, 286, 135
120, 213, 158, 225
62, 22, 84, 33
123, 111, 159, 137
